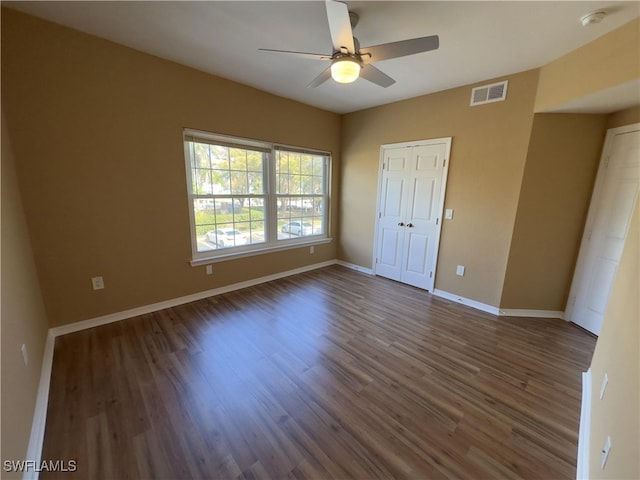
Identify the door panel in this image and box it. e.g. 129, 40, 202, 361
404, 233, 430, 288
387, 154, 407, 171
568, 128, 639, 334
416, 152, 439, 171
410, 177, 436, 221
382, 178, 404, 217
379, 228, 402, 271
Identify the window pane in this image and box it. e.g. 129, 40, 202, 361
276, 152, 325, 196
192, 168, 213, 195
229, 150, 246, 182
210, 146, 229, 169
194, 143, 211, 169
277, 195, 323, 239
194, 197, 266, 252
248, 172, 263, 194
300, 155, 313, 175
211, 171, 231, 194
230, 171, 247, 195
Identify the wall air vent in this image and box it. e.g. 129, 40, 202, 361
470, 80, 508, 106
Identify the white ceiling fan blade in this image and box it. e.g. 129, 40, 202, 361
326, 1, 355, 53
259, 48, 331, 60
307, 66, 332, 88
360, 35, 439, 63
360, 64, 395, 88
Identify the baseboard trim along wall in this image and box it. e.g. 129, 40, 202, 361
335, 260, 374, 275
577, 369, 592, 480
432, 290, 567, 320
498, 308, 566, 320
432, 289, 502, 316
27, 258, 338, 479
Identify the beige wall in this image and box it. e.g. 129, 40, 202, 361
607, 105, 640, 129
1, 8, 341, 327
588, 197, 639, 479
500, 114, 607, 310
1, 110, 50, 475
535, 18, 640, 112
340, 69, 539, 307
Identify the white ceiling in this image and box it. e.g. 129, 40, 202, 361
5, 1, 640, 114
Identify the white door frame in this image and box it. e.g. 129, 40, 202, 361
372, 137, 452, 291
565, 122, 640, 330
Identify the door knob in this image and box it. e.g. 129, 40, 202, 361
398, 222, 405, 227
407, 223, 414, 228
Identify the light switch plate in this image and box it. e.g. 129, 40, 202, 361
456, 265, 465, 276
445, 209, 454, 220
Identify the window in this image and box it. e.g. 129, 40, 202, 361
184, 129, 330, 263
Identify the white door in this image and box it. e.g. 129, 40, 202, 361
374, 139, 451, 290
567, 125, 640, 335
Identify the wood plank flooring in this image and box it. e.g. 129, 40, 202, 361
40, 265, 596, 479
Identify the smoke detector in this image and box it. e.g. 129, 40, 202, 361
580, 11, 606, 27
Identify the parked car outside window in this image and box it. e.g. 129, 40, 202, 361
206, 229, 248, 247
281, 221, 313, 236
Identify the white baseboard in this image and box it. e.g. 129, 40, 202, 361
577, 369, 592, 480
498, 308, 566, 320
431, 290, 567, 320
51, 259, 338, 337
432, 289, 501, 316
23, 331, 56, 480
336, 260, 374, 275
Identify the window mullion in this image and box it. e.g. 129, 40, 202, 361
266, 151, 277, 245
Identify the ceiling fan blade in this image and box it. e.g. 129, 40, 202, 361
360, 64, 395, 88
359, 35, 439, 63
325, 1, 355, 53
259, 48, 331, 60
307, 66, 332, 88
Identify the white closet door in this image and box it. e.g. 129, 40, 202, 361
375, 139, 450, 291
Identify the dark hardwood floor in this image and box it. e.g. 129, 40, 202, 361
41, 265, 596, 479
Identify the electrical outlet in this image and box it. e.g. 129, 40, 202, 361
91, 276, 105, 290
456, 265, 465, 276
206, 265, 213, 275
310, 246, 315, 254
21, 344, 28, 366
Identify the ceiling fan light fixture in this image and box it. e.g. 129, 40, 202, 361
331, 56, 361, 84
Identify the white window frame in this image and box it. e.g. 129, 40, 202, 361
184, 129, 332, 265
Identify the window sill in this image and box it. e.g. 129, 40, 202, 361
190, 237, 333, 266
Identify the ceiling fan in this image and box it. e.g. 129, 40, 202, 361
259, 0, 439, 88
